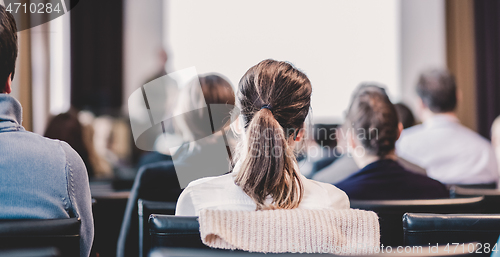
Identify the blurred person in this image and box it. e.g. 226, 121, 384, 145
133, 48, 180, 168
313, 103, 425, 185
335, 84, 448, 200
78, 111, 113, 178
44, 109, 94, 177
394, 102, 416, 129
299, 123, 341, 178
396, 69, 498, 186
176, 59, 349, 216
491, 116, 500, 185
118, 73, 236, 257
0, 5, 93, 257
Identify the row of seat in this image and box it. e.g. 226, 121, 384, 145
0, 218, 81, 256
134, 186, 500, 255
139, 194, 489, 252
1, 186, 499, 256
147, 212, 500, 256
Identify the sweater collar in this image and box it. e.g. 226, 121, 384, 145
358, 159, 399, 174
0, 94, 24, 131
424, 114, 460, 128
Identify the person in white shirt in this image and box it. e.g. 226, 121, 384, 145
396, 69, 498, 186
176, 59, 349, 216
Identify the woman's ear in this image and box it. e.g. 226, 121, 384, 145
346, 129, 357, 152
294, 124, 305, 142
397, 122, 404, 140
230, 114, 244, 135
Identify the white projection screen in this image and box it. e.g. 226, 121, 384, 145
165, 0, 401, 122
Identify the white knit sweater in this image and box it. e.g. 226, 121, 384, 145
199, 208, 380, 255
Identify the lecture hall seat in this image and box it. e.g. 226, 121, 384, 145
0, 218, 80, 257
350, 196, 485, 247
403, 213, 500, 256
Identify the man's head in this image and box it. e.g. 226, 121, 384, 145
416, 69, 457, 113
346, 83, 401, 158
0, 4, 18, 94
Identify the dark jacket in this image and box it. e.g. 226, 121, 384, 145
335, 159, 449, 200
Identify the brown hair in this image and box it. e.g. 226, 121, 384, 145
175, 74, 235, 142
346, 84, 399, 158
0, 4, 18, 90
235, 59, 311, 210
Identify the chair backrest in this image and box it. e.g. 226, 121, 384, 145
149, 215, 208, 250
149, 247, 476, 257
0, 247, 60, 257
149, 247, 330, 256
403, 213, 500, 248
0, 218, 80, 257
93, 193, 129, 257
350, 196, 485, 246
138, 199, 176, 257
450, 186, 500, 213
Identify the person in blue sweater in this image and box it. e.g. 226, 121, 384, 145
335, 84, 449, 200
0, 5, 93, 257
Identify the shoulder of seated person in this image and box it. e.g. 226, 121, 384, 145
399, 124, 425, 138
303, 177, 349, 201
185, 172, 235, 188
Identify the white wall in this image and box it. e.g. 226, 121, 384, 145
400, 0, 447, 118
122, 0, 447, 124
165, 0, 401, 123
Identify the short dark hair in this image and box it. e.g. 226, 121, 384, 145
416, 69, 457, 113
0, 4, 18, 91
394, 103, 416, 129
347, 84, 399, 158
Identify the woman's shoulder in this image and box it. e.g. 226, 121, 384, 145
184, 172, 236, 190
301, 176, 350, 209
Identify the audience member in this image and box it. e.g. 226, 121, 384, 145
313, 151, 427, 185
396, 69, 499, 186
117, 74, 236, 257
335, 84, 448, 200
299, 123, 341, 178
312, 110, 426, 185
45, 109, 94, 177
0, 5, 93, 257
176, 59, 349, 216
492, 116, 500, 186
394, 102, 416, 129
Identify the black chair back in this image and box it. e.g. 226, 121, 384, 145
149, 215, 208, 250
92, 193, 129, 257
149, 247, 476, 257
450, 186, 500, 213
138, 200, 176, 257
350, 196, 484, 247
0, 247, 60, 257
0, 218, 80, 257
403, 213, 500, 255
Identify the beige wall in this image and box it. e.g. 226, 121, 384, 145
14, 25, 33, 131
446, 0, 477, 131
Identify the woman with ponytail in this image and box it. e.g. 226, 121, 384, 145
176, 59, 349, 215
